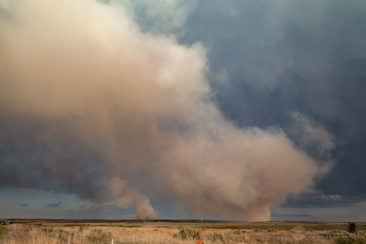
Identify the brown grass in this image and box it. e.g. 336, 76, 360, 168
0, 221, 365, 244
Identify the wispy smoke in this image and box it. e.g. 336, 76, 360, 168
118, 0, 197, 33
0, 0, 332, 220
288, 112, 335, 161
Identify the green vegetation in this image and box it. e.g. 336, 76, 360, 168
41, 226, 53, 233
348, 223, 357, 233
57, 229, 69, 242
233, 229, 242, 235
86, 229, 112, 244
210, 232, 224, 243
335, 236, 366, 244
333, 227, 366, 244
330, 230, 350, 238
0, 226, 8, 239
174, 228, 200, 240
21, 225, 32, 233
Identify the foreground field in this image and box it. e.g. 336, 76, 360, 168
0, 220, 366, 243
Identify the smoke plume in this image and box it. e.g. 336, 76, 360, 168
0, 0, 331, 220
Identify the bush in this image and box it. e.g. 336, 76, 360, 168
330, 230, 349, 238
175, 228, 200, 240
86, 229, 112, 244
0, 220, 12, 225
355, 231, 366, 238
335, 236, 366, 244
57, 230, 69, 243
0, 226, 8, 239
21, 225, 32, 233
41, 227, 53, 233
211, 232, 224, 243
233, 229, 241, 235
348, 223, 356, 233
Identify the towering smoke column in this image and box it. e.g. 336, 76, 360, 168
0, 0, 331, 220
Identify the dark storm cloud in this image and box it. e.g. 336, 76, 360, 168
46, 202, 62, 208
165, 0, 366, 204
75, 204, 130, 215
271, 213, 311, 218
19, 203, 30, 207
68, 204, 135, 219
283, 194, 366, 208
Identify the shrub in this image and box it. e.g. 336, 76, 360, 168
175, 228, 200, 240
0, 226, 8, 239
41, 227, 53, 233
86, 229, 112, 244
21, 225, 32, 233
348, 223, 356, 233
57, 230, 69, 243
335, 236, 366, 244
211, 232, 224, 243
330, 230, 349, 238
233, 229, 241, 235
0, 220, 11, 225
355, 230, 366, 238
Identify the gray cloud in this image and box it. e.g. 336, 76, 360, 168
19, 203, 30, 207
284, 194, 366, 208
286, 113, 335, 161
46, 202, 62, 208
116, 0, 196, 34
72, 204, 133, 218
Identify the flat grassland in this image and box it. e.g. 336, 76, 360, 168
0, 220, 365, 243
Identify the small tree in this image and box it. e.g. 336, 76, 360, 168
347, 222, 356, 233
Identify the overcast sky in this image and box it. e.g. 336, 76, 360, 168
0, 0, 365, 221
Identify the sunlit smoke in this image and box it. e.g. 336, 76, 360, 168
0, 0, 332, 220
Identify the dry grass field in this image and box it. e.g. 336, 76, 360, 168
0, 220, 366, 244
